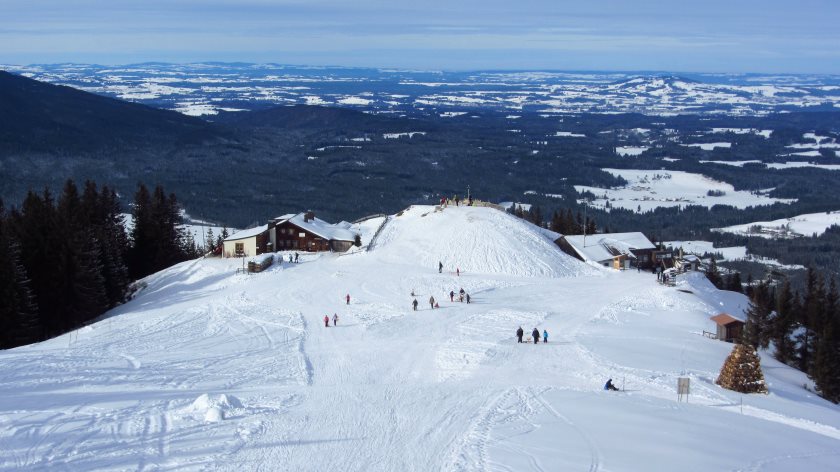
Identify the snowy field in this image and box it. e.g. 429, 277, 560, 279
714, 210, 840, 238
665, 240, 804, 270
1, 205, 839, 471
575, 169, 796, 212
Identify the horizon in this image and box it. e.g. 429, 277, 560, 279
4, 1, 840, 74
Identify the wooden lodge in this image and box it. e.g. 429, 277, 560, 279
710, 313, 745, 343
558, 232, 656, 269
269, 211, 357, 253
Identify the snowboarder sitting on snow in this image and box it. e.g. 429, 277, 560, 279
516, 326, 524, 343
324, 315, 330, 327
532, 328, 540, 344
604, 379, 619, 391
412, 298, 419, 311
543, 329, 548, 343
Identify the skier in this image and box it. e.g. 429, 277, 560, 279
605, 379, 619, 391
543, 329, 548, 343
412, 298, 419, 311
346, 293, 350, 305
295, 252, 299, 263
516, 326, 524, 343
289, 254, 293, 263
439, 261, 443, 273
456, 267, 460, 277
466, 293, 471, 304
429, 296, 436, 309
532, 328, 540, 344
459, 287, 465, 299
333, 313, 339, 326
450, 290, 455, 302
324, 315, 330, 327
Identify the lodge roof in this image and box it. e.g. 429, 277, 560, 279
711, 313, 744, 326
274, 213, 356, 242
223, 224, 269, 242
562, 232, 655, 263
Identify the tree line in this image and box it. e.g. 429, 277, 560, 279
0, 180, 198, 349
706, 265, 840, 404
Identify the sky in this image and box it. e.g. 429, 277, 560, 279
2, 0, 840, 73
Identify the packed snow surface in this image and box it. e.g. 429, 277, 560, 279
1, 205, 839, 471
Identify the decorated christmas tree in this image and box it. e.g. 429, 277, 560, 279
716, 343, 768, 394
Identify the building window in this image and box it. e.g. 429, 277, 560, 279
235, 243, 244, 256
299, 233, 306, 238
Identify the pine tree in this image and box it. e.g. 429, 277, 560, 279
716, 343, 769, 394
798, 268, 825, 374
205, 227, 216, 254
727, 272, 743, 293
812, 278, 840, 403
0, 201, 41, 348
772, 280, 797, 366
705, 258, 723, 289
744, 282, 773, 349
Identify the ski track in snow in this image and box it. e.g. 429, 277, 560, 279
1, 206, 840, 471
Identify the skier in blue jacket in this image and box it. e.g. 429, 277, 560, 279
543, 329, 548, 343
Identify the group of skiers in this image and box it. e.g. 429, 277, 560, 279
411, 287, 471, 311
287, 252, 300, 264
438, 261, 460, 276
449, 288, 470, 304
439, 194, 474, 208
323, 293, 352, 327
516, 326, 548, 344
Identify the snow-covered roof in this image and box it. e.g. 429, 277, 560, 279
275, 213, 356, 242
711, 313, 744, 325
223, 224, 269, 242
563, 232, 655, 263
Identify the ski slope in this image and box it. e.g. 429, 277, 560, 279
1, 205, 839, 471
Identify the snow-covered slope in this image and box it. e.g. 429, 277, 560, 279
1, 205, 839, 471
373, 205, 593, 278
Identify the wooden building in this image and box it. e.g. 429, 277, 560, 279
710, 313, 745, 343
270, 211, 357, 253
558, 232, 656, 269
222, 224, 270, 258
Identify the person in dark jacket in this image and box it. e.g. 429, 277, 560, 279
450, 290, 455, 302
412, 298, 419, 311
466, 293, 471, 304
333, 313, 339, 326
439, 261, 443, 273
429, 296, 436, 309
532, 328, 540, 344
605, 379, 619, 391
516, 326, 524, 343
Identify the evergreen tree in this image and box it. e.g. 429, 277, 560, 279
705, 258, 724, 289
727, 272, 743, 293
0, 201, 41, 348
205, 227, 216, 254
812, 278, 840, 403
744, 281, 773, 349
772, 280, 798, 366
716, 343, 768, 394
798, 268, 825, 374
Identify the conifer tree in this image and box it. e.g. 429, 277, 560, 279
812, 278, 840, 403
744, 281, 773, 349
0, 201, 41, 348
205, 227, 216, 254
727, 272, 743, 293
772, 280, 798, 366
716, 343, 768, 394
798, 268, 825, 374
705, 258, 723, 289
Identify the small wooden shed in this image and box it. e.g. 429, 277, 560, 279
710, 313, 745, 343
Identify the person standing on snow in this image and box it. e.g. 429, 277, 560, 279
439, 261, 443, 273
333, 313, 339, 326
459, 288, 465, 302
295, 252, 299, 263
346, 293, 350, 305
466, 293, 471, 304
532, 328, 540, 344
429, 296, 436, 309
412, 298, 419, 311
543, 329, 548, 343
516, 326, 524, 343
324, 315, 330, 327
450, 290, 455, 302
456, 267, 460, 277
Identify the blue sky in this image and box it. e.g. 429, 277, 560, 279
2, 0, 839, 73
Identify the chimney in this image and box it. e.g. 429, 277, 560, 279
304, 211, 315, 222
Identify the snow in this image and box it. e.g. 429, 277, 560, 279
2, 205, 839, 471
615, 146, 648, 156
682, 142, 732, 150
576, 169, 796, 212
223, 224, 268, 241
336, 96, 372, 106
382, 131, 426, 139
714, 210, 840, 238
554, 131, 586, 137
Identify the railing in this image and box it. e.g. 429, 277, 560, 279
366, 216, 391, 252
